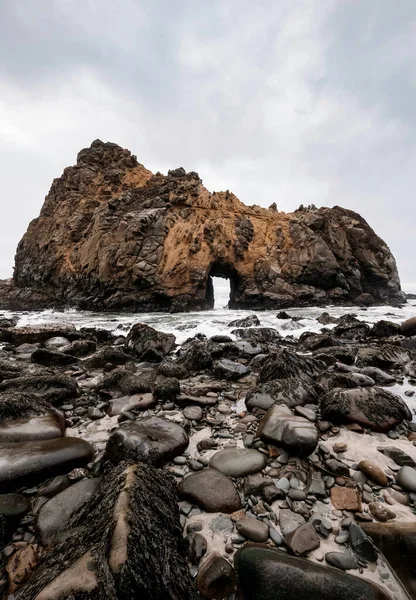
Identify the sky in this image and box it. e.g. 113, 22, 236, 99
0, 0, 415, 286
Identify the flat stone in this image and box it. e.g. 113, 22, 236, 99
279, 509, 306, 536
107, 394, 157, 416
325, 551, 358, 570
37, 478, 101, 543
377, 446, 416, 469
358, 460, 388, 486
209, 448, 267, 478
0, 413, 65, 443
257, 405, 318, 458
213, 359, 250, 380
0, 437, 94, 491
234, 546, 390, 600
330, 487, 362, 511
237, 517, 269, 542
178, 468, 241, 513
106, 417, 188, 466
183, 406, 204, 421
284, 523, 320, 556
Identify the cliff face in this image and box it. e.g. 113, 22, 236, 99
8, 140, 404, 311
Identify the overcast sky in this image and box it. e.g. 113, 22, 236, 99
0, 1, 415, 286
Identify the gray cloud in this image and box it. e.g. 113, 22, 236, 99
0, 0, 415, 285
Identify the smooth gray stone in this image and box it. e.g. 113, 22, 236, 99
209, 448, 267, 478
237, 517, 269, 542
0, 413, 65, 442
213, 359, 250, 380
178, 468, 241, 513
37, 477, 101, 543
0, 437, 94, 491
349, 522, 378, 562
279, 509, 305, 536
396, 466, 416, 492
325, 551, 358, 570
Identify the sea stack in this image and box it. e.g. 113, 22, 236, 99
0, 139, 405, 312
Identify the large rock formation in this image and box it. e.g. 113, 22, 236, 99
2, 140, 404, 311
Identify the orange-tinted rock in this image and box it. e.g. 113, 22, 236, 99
1, 140, 404, 312
358, 460, 389, 486
330, 487, 362, 511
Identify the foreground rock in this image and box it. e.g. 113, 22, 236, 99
14, 463, 196, 600
257, 405, 318, 457
0, 437, 94, 490
2, 140, 404, 312
209, 448, 267, 477
178, 469, 241, 513
106, 417, 188, 466
235, 545, 391, 600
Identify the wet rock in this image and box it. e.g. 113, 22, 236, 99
372, 344, 411, 368
349, 522, 378, 562
358, 460, 388, 486
321, 386, 411, 432
213, 359, 250, 380
84, 347, 131, 369
6, 542, 42, 594
237, 517, 269, 542
359, 366, 396, 385
231, 327, 282, 345
330, 487, 362, 512
313, 346, 357, 366
62, 339, 97, 357
0, 437, 94, 491
284, 523, 320, 556
31, 348, 78, 367
0, 413, 65, 442
209, 448, 267, 478
0, 323, 76, 346
125, 323, 175, 357
258, 349, 326, 384
235, 546, 390, 600
106, 417, 188, 466
196, 551, 236, 600
396, 466, 416, 492
187, 532, 208, 564
361, 521, 416, 598
245, 378, 317, 412
14, 463, 195, 600
333, 318, 370, 340
37, 478, 101, 543
368, 501, 396, 522
44, 336, 70, 350
317, 312, 338, 325
178, 468, 241, 513
0, 493, 29, 518
316, 372, 375, 391
108, 393, 157, 416
325, 551, 358, 570
257, 405, 318, 457
308, 514, 332, 538
324, 459, 350, 478
0, 375, 80, 404
377, 446, 416, 469
370, 320, 400, 338
153, 377, 180, 401
228, 315, 260, 327
400, 317, 416, 337
0, 359, 25, 382
97, 369, 152, 396
179, 340, 213, 372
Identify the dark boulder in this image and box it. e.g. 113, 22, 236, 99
97, 369, 153, 397
62, 339, 97, 357
178, 468, 241, 513
245, 379, 318, 412
257, 405, 318, 457
0, 359, 25, 382
125, 323, 175, 357
258, 350, 326, 384
153, 377, 180, 402
84, 346, 131, 368
231, 327, 281, 345
321, 386, 411, 432
196, 551, 236, 600
370, 320, 400, 338
228, 315, 260, 327
234, 545, 391, 600
400, 317, 416, 337
333, 316, 370, 340
106, 417, 188, 466
0, 323, 76, 346
0, 374, 80, 404
213, 359, 250, 380
0, 437, 94, 491
31, 348, 78, 367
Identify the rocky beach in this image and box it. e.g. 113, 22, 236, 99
0, 305, 415, 598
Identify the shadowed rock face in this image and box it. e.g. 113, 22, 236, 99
4, 139, 404, 312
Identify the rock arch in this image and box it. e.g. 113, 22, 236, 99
3, 140, 404, 312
